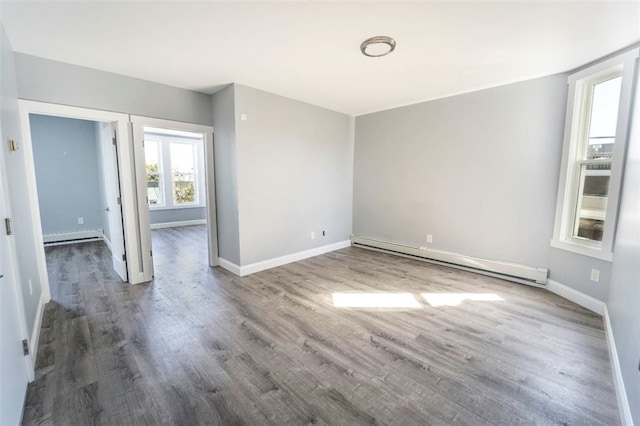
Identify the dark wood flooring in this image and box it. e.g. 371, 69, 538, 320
22, 225, 619, 425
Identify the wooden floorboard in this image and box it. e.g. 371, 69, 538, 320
22, 225, 619, 425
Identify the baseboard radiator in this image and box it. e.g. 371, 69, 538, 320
43, 229, 103, 245
351, 235, 548, 286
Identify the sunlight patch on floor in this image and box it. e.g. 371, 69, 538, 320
332, 292, 422, 308
421, 293, 504, 307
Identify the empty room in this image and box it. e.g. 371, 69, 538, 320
0, 1, 638, 425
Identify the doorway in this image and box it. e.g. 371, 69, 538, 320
17, 101, 149, 290
130, 116, 218, 280
29, 114, 128, 282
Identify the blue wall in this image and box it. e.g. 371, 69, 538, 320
30, 114, 102, 236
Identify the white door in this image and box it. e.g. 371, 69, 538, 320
100, 122, 127, 281
0, 162, 29, 424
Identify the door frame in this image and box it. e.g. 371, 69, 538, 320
0, 129, 33, 388
17, 100, 147, 285
130, 115, 218, 273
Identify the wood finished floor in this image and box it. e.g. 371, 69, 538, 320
23, 225, 619, 425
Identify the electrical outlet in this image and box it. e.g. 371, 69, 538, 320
310, 232, 315, 240
419, 246, 427, 251
426, 234, 433, 244
77, 217, 84, 225
240, 113, 247, 121
590, 268, 600, 282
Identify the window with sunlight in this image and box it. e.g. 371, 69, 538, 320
551, 49, 638, 260
143, 128, 205, 210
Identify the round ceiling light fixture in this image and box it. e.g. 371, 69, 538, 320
360, 36, 396, 57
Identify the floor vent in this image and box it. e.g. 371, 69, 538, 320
351, 235, 548, 286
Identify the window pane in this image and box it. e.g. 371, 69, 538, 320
144, 140, 163, 206
574, 166, 610, 242
586, 76, 621, 162
170, 143, 196, 204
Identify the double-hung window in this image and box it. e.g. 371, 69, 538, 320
551, 49, 638, 260
143, 128, 205, 210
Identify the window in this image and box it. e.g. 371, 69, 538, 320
143, 128, 205, 210
145, 140, 164, 206
551, 49, 638, 261
170, 142, 197, 205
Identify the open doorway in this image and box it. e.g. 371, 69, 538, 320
28, 114, 128, 282
145, 127, 207, 274
130, 116, 218, 280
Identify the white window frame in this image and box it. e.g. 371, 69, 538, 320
144, 133, 206, 211
551, 48, 638, 261
144, 138, 165, 207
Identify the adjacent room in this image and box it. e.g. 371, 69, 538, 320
0, 1, 638, 425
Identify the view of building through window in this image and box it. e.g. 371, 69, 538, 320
143, 129, 203, 209
574, 75, 621, 242
170, 142, 196, 204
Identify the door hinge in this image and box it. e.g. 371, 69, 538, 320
112, 136, 117, 146
122, 253, 126, 262
150, 250, 153, 257
4, 218, 13, 235
22, 339, 29, 356
7, 138, 18, 152
117, 197, 121, 205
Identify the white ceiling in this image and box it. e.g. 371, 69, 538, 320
2, 1, 639, 115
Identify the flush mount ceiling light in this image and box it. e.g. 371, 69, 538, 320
360, 36, 396, 57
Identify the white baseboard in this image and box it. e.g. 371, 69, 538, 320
603, 306, 633, 426
150, 219, 206, 230
218, 240, 351, 277
103, 235, 113, 253
42, 229, 103, 244
546, 279, 606, 315
218, 258, 242, 276
29, 291, 48, 377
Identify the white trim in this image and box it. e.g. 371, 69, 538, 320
130, 115, 218, 275
603, 306, 633, 426
102, 234, 113, 253
42, 229, 103, 244
18, 100, 144, 284
218, 240, 351, 277
550, 238, 614, 262
241, 240, 351, 276
150, 219, 206, 229
218, 258, 242, 276
551, 48, 639, 260
546, 279, 606, 315
28, 292, 47, 377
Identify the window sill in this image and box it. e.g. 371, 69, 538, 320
550, 238, 613, 262
149, 204, 205, 211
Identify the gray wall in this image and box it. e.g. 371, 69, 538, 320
354, 75, 566, 268
353, 74, 617, 301
1, 26, 43, 336
212, 85, 241, 264
607, 79, 640, 423
548, 249, 612, 301
30, 115, 103, 235
234, 84, 353, 265
150, 207, 206, 225
14, 53, 212, 126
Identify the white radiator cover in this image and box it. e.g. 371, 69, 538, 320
43, 229, 103, 244
351, 235, 548, 285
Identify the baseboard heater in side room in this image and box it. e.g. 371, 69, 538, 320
351, 235, 548, 286
43, 229, 103, 245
